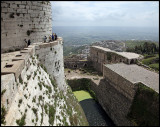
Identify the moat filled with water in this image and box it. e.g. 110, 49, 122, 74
80, 99, 115, 126
73, 90, 115, 126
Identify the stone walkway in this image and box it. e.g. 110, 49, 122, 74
105, 63, 159, 93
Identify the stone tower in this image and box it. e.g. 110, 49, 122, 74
1, 1, 52, 53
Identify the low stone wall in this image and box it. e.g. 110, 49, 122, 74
64, 60, 92, 69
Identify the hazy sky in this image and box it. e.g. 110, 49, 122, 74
51, 1, 159, 27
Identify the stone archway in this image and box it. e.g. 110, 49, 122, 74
130, 59, 134, 64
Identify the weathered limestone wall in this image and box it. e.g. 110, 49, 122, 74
34, 37, 66, 91
1, 1, 52, 53
1, 38, 65, 113
1, 74, 17, 111
1, 50, 33, 112
90, 79, 134, 126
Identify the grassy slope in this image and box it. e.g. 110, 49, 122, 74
73, 90, 92, 102
124, 40, 159, 49
140, 54, 159, 71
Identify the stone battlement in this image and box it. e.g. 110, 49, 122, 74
1, 38, 63, 81
1, 37, 64, 112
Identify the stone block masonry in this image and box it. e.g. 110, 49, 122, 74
1, 1, 52, 53
1, 37, 66, 116
35, 37, 66, 91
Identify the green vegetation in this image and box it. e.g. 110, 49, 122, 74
65, 85, 89, 126
124, 40, 159, 49
67, 78, 97, 101
1, 89, 6, 96
73, 90, 92, 102
18, 99, 22, 107
16, 114, 26, 126
107, 53, 112, 61
127, 82, 159, 126
40, 64, 47, 73
125, 41, 159, 71
38, 82, 42, 90
48, 105, 55, 125
27, 75, 31, 80
63, 45, 86, 56
1, 105, 6, 124
19, 75, 23, 84
141, 54, 159, 71
32, 96, 36, 103
44, 104, 48, 114
32, 107, 38, 122
126, 41, 159, 55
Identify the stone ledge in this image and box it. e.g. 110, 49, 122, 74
20, 47, 34, 56
1, 60, 25, 80
50, 41, 58, 47
12, 53, 30, 64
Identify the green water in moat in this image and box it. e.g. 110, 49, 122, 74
73, 90, 115, 126
73, 90, 92, 102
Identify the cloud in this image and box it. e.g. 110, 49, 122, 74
51, 1, 159, 27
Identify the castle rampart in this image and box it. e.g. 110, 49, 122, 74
1, 38, 65, 113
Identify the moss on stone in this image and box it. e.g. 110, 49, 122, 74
67, 78, 97, 101
127, 82, 159, 126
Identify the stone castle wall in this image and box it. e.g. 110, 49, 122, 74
64, 60, 92, 69
90, 46, 136, 73
35, 37, 66, 91
1, 1, 52, 53
67, 78, 134, 126
1, 38, 66, 112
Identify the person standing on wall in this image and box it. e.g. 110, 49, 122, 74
55, 33, 57, 40
49, 35, 52, 42
44, 36, 47, 43
52, 33, 55, 41
28, 39, 31, 46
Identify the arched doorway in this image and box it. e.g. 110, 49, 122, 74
130, 59, 134, 64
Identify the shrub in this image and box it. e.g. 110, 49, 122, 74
32, 108, 37, 116
38, 95, 42, 102
16, 114, 26, 126
1, 89, 6, 96
32, 97, 36, 103
19, 75, 23, 84
1, 105, 6, 124
38, 83, 42, 90
27, 75, 31, 80
44, 104, 48, 114
49, 105, 55, 125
